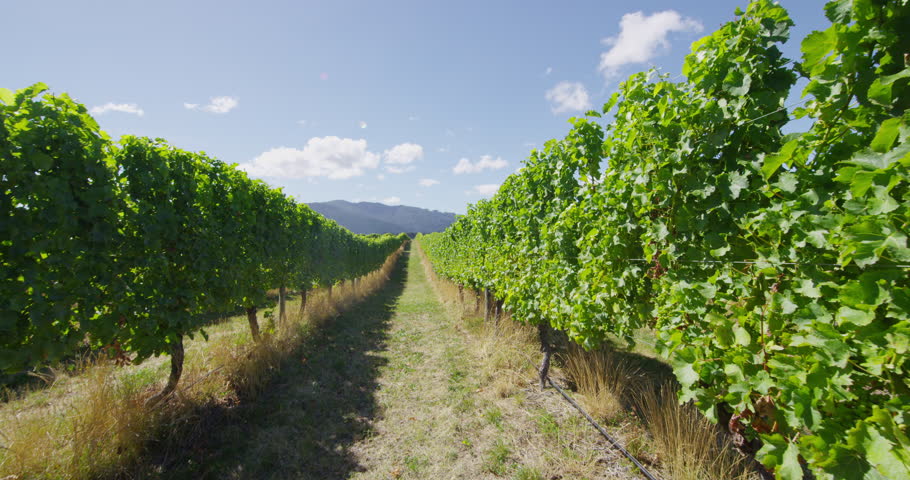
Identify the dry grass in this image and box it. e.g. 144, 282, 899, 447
636, 382, 756, 480
0, 246, 404, 480
473, 314, 539, 398
562, 344, 641, 423
0, 361, 164, 479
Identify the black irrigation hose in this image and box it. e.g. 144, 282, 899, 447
547, 377, 660, 480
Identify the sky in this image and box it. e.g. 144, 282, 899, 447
3, 0, 830, 214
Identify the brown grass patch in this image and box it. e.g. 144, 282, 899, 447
636, 382, 755, 480
0, 362, 163, 479
562, 344, 641, 423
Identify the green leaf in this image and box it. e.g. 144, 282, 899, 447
762, 139, 799, 180
865, 426, 910, 479
795, 278, 821, 298
801, 28, 836, 75
866, 408, 910, 478
778, 442, 803, 480
729, 171, 749, 199
839, 279, 887, 310
805, 230, 827, 249
674, 363, 699, 388
847, 150, 896, 170
725, 71, 752, 96
870, 118, 902, 153
775, 172, 798, 193
868, 69, 910, 107
849, 415, 910, 480
734, 325, 751, 346
842, 221, 910, 267
866, 187, 900, 215
837, 167, 876, 197
0, 87, 13, 105
837, 306, 875, 326
823, 0, 851, 23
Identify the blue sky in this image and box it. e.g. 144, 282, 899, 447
4, 0, 829, 214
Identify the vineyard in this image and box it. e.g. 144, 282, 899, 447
419, 1, 910, 479
3, 0, 910, 479
0, 83, 406, 401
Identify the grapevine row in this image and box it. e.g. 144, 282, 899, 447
419, 1, 909, 478
0, 84, 406, 401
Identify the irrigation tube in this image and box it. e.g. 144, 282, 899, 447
547, 378, 660, 480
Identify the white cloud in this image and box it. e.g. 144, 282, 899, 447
377, 174, 386, 181
239, 136, 380, 180
90, 103, 144, 116
297, 120, 307, 126
471, 184, 500, 196
599, 10, 703, 78
383, 143, 423, 165
445, 129, 456, 137
385, 165, 416, 174
544, 66, 553, 76
408, 115, 420, 121
545, 82, 591, 114
185, 96, 239, 114
419, 178, 440, 187
359, 120, 368, 129
453, 155, 508, 174
380, 143, 423, 174
381, 196, 401, 205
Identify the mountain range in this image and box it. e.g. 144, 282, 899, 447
307, 200, 457, 235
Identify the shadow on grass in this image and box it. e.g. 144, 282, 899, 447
550, 330, 676, 409
133, 251, 409, 480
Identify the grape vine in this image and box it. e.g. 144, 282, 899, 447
420, 1, 910, 478
1, 84, 406, 400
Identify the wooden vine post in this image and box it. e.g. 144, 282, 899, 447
247, 306, 261, 342
278, 285, 288, 326
298, 288, 308, 321
483, 288, 490, 322
538, 323, 552, 391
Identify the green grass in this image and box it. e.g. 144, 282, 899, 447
485, 406, 504, 431
534, 409, 560, 440
483, 438, 513, 476
514, 465, 545, 480
404, 454, 428, 473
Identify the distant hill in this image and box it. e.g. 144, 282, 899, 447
307, 200, 457, 235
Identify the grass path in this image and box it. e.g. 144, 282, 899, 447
151, 247, 632, 480
346, 247, 490, 479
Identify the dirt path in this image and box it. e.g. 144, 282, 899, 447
154, 248, 633, 480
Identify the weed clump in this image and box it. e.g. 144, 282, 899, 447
636, 382, 754, 480
562, 344, 641, 423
